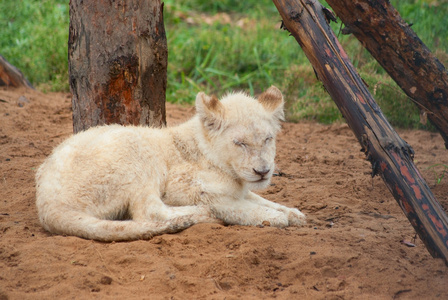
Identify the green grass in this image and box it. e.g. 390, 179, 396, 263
164, 0, 343, 125
427, 163, 448, 185
0, 0, 69, 92
0, 0, 447, 128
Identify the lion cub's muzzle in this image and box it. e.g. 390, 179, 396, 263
253, 167, 271, 181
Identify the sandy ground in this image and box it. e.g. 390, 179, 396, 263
1, 87, 447, 299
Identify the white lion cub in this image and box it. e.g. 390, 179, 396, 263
35, 86, 306, 241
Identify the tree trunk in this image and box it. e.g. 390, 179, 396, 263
69, 0, 167, 133
325, 0, 448, 149
273, 0, 448, 263
0, 54, 34, 89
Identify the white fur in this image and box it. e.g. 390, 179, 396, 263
35, 86, 306, 241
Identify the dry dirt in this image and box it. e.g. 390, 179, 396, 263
1, 87, 447, 300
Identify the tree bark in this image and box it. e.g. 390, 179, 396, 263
273, 0, 448, 263
69, 0, 167, 133
0, 54, 34, 89
325, 0, 448, 149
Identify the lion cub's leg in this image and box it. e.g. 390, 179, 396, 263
246, 192, 306, 226
210, 199, 297, 228
130, 193, 219, 224
210, 193, 306, 227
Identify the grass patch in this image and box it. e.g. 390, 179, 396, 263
0, 0, 447, 128
0, 0, 69, 92
164, 1, 306, 102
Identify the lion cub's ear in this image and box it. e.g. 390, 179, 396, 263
195, 92, 226, 131
258, 86, 285, 121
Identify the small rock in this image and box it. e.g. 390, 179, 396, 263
17, 96, 30, 107
100, 276, 113, 285
151, 237, 163, 244
262, 220, 271, 226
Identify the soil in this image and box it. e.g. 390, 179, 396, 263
1, 87, 447, 300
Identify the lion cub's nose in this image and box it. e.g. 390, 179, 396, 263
253, 168, 270, 177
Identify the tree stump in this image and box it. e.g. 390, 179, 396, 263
69, 0, 167, 133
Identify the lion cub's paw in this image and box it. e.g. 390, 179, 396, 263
286, 208, 306, 227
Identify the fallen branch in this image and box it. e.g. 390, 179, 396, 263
326, 0, 448, 149
0, 54, 34, 89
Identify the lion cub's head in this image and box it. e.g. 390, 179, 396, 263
196, 86, 284, 190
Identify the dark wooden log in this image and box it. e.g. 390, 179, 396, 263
325, 0, 448, 149
69, 0, 167, 133
0, 54, 34, 89
273, 0, 448, 263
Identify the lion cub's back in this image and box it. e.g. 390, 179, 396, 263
42, 124, 168, 167
35, 125, 172, 204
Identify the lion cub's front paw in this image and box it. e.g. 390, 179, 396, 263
286, 208, 306, 226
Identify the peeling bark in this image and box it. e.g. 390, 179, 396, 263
273, 0, 448, 263
69, 0, 167, 133
325, 0, 448, 148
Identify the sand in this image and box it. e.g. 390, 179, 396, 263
1, 87, 447, 299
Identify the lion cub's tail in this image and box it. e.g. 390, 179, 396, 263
39, 210, 214, 242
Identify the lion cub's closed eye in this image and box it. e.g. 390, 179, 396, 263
35, 85, 306, 242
